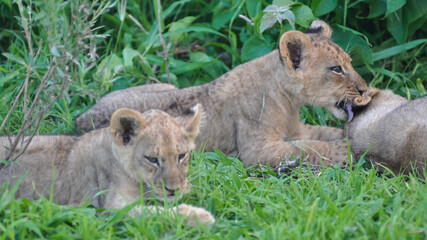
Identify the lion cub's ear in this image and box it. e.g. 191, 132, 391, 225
305, 20, 332, 39
279, 30, 312, 73
110, 108, 147, 146
176, 104, 203, 139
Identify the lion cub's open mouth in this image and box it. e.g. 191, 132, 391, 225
336, 93, 372, 122
336, 102, 355, 122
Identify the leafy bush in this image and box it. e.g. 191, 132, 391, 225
1, 0, 425, 135
1, 0, 426, 134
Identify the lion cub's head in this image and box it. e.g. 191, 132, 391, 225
109, 105, 203, 202
279, 20, 369, 122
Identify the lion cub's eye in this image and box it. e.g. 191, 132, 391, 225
145, 156, 159, 165
331, 66, 343, 74
178, 153, 187, 162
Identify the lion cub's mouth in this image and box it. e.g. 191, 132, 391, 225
336, 94, 372, 122
154, 182, 190, 203
336, 102, 354, 122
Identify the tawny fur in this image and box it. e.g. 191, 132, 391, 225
0, 106, 214, 226
76, 20, 368, 168
345, 88, 427, 176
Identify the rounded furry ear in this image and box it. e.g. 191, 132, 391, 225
177, 104, 203, 139
305, 20, 332, 39
110, 108, 146, 146
354, 88, 380, 106
279, 30, 312, 73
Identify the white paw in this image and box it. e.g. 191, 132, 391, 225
176, 204, 215, 227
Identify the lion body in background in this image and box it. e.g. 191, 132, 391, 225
345, 89, 427, 176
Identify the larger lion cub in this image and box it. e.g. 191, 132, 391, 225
345, 89, 427, 176
77, 20, 368, 168
0, 105, 215, 226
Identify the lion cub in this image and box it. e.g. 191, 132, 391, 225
0, 105, 215, 226
76, 20, 369, 168
345, 88, 427, 176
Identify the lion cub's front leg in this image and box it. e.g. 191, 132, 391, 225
130, 204, 215, 227
174, 204, 216, 227
236, 119, 349, 168
107, 194, 215, 227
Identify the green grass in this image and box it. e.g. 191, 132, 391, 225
0, 0, 426, 238
1, 152, 427, 239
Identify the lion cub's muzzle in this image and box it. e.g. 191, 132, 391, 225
154, 181, 189, 203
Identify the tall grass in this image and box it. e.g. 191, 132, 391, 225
1, 152, 426, 238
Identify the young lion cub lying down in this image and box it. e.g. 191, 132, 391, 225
76, 20, 369, 168
345, 88, 427, 176
0, 105, 215, 226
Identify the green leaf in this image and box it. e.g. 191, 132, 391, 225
96, 54, 123, 82
241, 37, 274, 62
168, 16, 197, 44
212, 10, 234, 30
159, 72, 178, 85
273, 0, 294, 6
137, 56, 155, 77
332, 27, 373, 65
260, 12, 277, 33
373, 39, 427, 62
2, 53, 26, 66
164, 26, 226, 39
404, 0, 427, 24
416, 78, 426, 95
23, 221, 44, 238
282, 9, 296, 29
122, 47, 139, 69
246, 0, 261, 19
387, 10, 407, 44
386, 0, 406, 15
312, 0, 338, 16
337, 25, 372, 47
1, 0, 12, 10
163, 0, 191, 19
190, 52, 217, 77
292, 4, 315, 28
368, 0, 387, 18
170, 62, 212, 75
112, 77, 131, 91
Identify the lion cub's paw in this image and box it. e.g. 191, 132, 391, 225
176, 203, 215, 227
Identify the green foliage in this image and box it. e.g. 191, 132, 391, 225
1, 0, 425, 133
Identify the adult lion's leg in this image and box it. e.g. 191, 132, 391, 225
236, 120, 349, 168
294, 124, 344, 141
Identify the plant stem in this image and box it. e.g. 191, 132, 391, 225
157, 0, 171, 84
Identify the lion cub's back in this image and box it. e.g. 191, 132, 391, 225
350, 94, 427, 175
387, 96, 427, 163
0, 135, 78, 199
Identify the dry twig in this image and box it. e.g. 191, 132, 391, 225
157, 0, 171, 84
